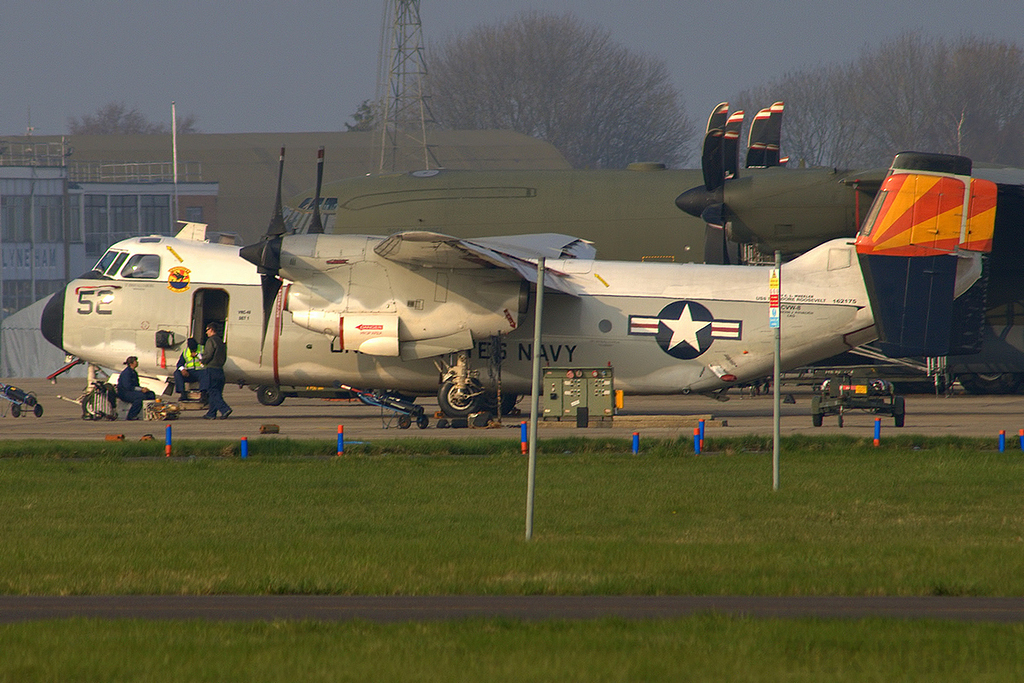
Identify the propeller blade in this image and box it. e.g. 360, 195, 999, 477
267, 147, 287, 237
723, 110, 744, 180
703, 224, 730, 265
307, 147, 325, 235
675, 128, 724, 217
701, 129, 725, 192
239, 146, 289, 354
705, 102, 729, 134
745, 106, 772, 168
763, 101, 784, 167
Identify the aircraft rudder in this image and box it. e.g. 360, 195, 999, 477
855, 152, 997, 357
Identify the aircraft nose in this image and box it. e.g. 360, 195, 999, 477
40, 286, 66, 351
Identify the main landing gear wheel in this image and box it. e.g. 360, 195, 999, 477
438, 380, 484, 417
256, 385, 285, 406
893, 395, 906, 427
958, 372, 1022, 395
484, 392, 520, 416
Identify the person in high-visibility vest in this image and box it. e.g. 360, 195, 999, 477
173, 338, 205, 401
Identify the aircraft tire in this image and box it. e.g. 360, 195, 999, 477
256, 385, 286, 406
958, 373, 1022, 395
438, 380, 484, 418
893, 396, 906, 428
812, 412, 823, 427
482, 392, 520, 416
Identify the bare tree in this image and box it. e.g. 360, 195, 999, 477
736, 33, 1024, 169
428, 12, 695, 168
736, 63, 867, 168
345, 99, 376, 132
68, 102, 200, 135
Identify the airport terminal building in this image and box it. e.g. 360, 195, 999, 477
0, 130, 568, 375
0, 139, 216, 319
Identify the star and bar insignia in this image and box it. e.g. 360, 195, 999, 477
628, 301, 741, 359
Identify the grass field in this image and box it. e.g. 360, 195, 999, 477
2, 435, 1022, 680
2, 617, 1022, 682
1, 435, 1022, 596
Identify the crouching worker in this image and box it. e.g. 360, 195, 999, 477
117, 356, 156, 421
173, 338, 205, 401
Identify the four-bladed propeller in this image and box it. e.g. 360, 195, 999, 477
238, 147, 288, 351
239, 146, 328, 350
675, 101, 785, 264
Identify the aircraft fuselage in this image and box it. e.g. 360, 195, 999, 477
41, 233, 876, 398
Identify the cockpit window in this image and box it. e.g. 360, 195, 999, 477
120, 254, 161, 279
94, 250, 123, 274
107, 252, 129, 276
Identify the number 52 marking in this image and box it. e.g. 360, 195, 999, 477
76, 288, 116, 315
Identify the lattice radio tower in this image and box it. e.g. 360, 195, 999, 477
375, 0, 440, 172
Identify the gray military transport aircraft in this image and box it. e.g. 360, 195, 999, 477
40, 151, 996, 423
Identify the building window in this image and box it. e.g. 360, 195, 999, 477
84, 195, 109, 258
186, 206, 204, 223
109, 195, 138, 246
141, 195, 171, 235
34, 195, 64, 243
1, 196, 30, 242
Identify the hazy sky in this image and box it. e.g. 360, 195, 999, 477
3, 0, 1021, 138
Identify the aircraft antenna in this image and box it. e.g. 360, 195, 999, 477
374, 0, 441, 172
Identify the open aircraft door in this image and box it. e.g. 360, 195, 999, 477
191, 288, 230, 342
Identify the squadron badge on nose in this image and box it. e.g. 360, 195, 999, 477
628, 301, 741, 359
168, 266, 191, 292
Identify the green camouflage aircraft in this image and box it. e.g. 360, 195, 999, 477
285, 103, 882, 264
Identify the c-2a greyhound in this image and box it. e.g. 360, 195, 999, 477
40, 151, 996, 423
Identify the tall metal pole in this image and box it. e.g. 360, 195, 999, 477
525, 258, 545, 541
171, 102, 179, 231
772, 250, 781, 491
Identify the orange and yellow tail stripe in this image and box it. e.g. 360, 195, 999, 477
855, 172, 997, 257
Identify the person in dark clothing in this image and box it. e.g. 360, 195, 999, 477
173, 338, 205, 400
116, 356, 155, 421
202, 322, 232, 419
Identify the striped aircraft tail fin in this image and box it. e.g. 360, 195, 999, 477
855, 152, 997, 357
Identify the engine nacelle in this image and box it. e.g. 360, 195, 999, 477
277, 233, 530, 358
290, 311, 399, 356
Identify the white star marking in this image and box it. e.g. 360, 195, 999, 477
662, 304, 711, 351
